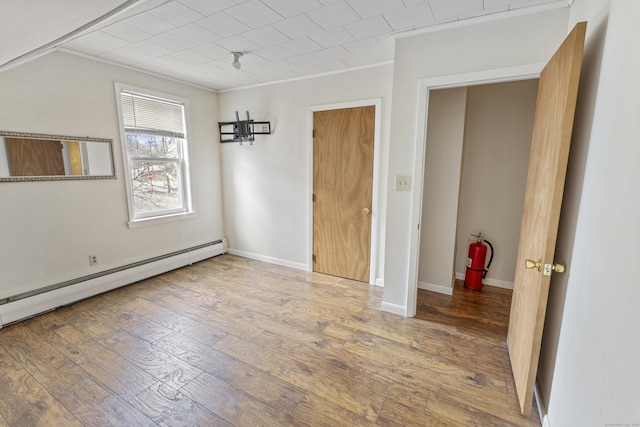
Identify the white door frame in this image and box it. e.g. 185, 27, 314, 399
307, 98, 383, 285
405, 64, 544, 317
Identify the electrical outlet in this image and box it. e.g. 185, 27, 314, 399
89, 254, 98, 266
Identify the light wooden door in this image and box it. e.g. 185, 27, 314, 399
507, 22, 586, 415
313, 106, 375, 282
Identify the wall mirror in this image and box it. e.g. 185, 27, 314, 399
0, 130, 115, 182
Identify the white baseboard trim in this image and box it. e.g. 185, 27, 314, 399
227, 248, 308, 271
0, 240, 227, 329
380, 301, 407, 316
454, 272, 514, 290
374, 278, 384, 287
418, 281, 453, 296
535, 381, 551, 427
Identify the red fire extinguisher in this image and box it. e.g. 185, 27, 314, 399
464, 233, 494, 291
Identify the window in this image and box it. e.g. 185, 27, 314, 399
116, 85, 192, 223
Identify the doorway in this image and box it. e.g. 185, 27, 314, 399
405, 64, 544, 317
417, 79, 539, 298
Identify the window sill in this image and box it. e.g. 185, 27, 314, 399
127, 211, 196, 229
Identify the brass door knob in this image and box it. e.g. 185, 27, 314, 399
525, 259, 542, 271
526, 259, 566, 275
362, 208, 370, 215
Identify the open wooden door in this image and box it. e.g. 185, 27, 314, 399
5, 138, 65, 176
313, 106, 375, 282
507, 22, 586, 415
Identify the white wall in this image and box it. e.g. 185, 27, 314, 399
382, 7, 570, 312
418, 87, 467, 294
455, 80, 538, 287
0, 51, 224, 300
218, 65, 393, 280
538, 0, 640, 425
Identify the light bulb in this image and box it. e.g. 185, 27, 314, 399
231, 52, 243, 70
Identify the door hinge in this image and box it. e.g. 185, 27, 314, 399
312, 129, 316, 138
312, 194, 316, 202
312, 254, 316, 262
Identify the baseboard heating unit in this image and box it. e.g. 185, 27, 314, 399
0, 238, 227, 328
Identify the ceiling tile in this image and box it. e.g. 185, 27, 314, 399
102, 22, 149, 43
383, 3, 434, 30
306, 1, 360, 30
225, 0, 284, 28
195, 12, 251, 37
253, 45, 293, 61
261, 0, 322, 18
370, 47, 393, 61
243, 26, 290, 48
280, 37, 322, 55
429, 0, 483, 20
148, 33, 196, 51
176, 0, 236, 16
47, 0, 569, 91
376, 34, 395, 49
64, 31, 130, 55
287, 52, 325, 68
347, 0, 405, 19
262, 58, 301, 72
139, 55, 192, 71
99, 45, 157, 63
313, 45, 351, 62
170, 49, 212, 64
169, 23, 220, 44
507, 0, 558, 10
344, 15, 391, 40
149, 1, 204, 26
272, 15, 323, 39
342, 36, 384, 56
459, 4, 508, 19
403, 0, 428, 6
214, 35, 261, 52
97, 50, 141, 65
309, 27, 355, 48
191, 41, 231, 59
122, 13, 175, 36
127, 40, 175, 57
341, 52, 376, 67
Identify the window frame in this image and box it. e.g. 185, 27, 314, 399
114, 83, 194, 226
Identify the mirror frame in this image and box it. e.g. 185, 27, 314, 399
0, 130, 116, 182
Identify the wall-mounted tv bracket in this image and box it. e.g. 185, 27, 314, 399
218, 111, 271, 145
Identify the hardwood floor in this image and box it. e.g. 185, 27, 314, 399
0, 255, 540, 426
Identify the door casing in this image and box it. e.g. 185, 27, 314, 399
308, 99, 383, 285
406, 63, 545, 317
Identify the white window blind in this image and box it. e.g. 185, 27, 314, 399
120, 91, 186, 138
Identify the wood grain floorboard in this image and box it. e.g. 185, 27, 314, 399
0, 254, 541, 426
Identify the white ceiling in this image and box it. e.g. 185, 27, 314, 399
3, 0, 569, 91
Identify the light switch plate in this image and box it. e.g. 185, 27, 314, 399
395, 175, 411, 191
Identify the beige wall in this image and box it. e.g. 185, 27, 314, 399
418, 87, 467, 294
0, 51, 224, 300
455, 79, 538, 287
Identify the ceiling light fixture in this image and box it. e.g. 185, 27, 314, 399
231, 52, 243, 70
